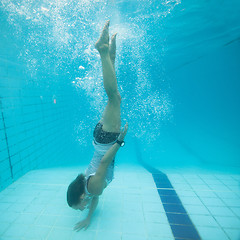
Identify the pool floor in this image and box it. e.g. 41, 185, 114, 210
0, 164, 239, 240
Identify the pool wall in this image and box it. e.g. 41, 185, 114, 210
0, 15, 80, 191
134, 41, 240, 170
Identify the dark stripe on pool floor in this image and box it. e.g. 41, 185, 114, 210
135, 140, 201, 240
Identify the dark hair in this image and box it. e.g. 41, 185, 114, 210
67, 174, 85, 207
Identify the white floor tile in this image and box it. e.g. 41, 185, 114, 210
219, 179, 239, 186
179, 196, 203, 205
34, 214, 58, 226
215, 191, 239, 199
7, 202, 29, 213
198, 175, 218, 180
202, 179, 223, 185
142, 201, 165, 213
54, 216, 80, 229
215, 175, 235, 181
207, 206, 236, 217
0, 222, 10, 235
0, 212, 19, 223
230, 207, 240, 217
122, 210, 145, 223
184, 204, 210, 215
215, 216, 240, 229
23, 225, 51, 240
222, 198, 240, 207
191, 184, 212, 191
46, 227, 73, 240
171, 183, 193, 191
141, 194, 161, 203
148, 237, 174, 240
228, 185, 240, 192
189, 214, 219, 227
224, 228, 240, 240
200, 197, 226, 207
96, 230, 122, 240
186, 178, 206, 184
14, 213, 38, 224
145, 222, 173, 238
122, 220, 146, 235
0, 202, 12, 213
232, 175, 240, 181
176, 190, 197, 197
1, 223, 29, 238
209, 184, 232, 191
98, 211, 121, 228
123, 193, 142, 202
144, 211, 168, 224
123, 201, 142, 212
182, 174, 202, 180
195, 190, 217, 198
122, 233, 147, 240
72, 230, 96, 240
0, 195, 18, 203
23, 203, 46, 214
0, 237, 24, 240
197, 226, 230, 240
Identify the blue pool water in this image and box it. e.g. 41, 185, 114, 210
0, 0, 240, 239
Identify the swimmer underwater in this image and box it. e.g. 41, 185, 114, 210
67, 20, 128, 231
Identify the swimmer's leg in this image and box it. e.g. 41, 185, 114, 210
95, 20, 121, 133
109, 33, 117, 68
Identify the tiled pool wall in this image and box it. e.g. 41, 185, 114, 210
0, 41, 74, 191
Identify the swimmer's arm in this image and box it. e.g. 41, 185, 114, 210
102, 143, 120, 165
88, 144, 121, 195
74, 196, 99, 231
100, 123, 128, 168
87, 196, 99, 220
89, 123, 128, 195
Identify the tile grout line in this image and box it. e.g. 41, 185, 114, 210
0, 99, 13, 179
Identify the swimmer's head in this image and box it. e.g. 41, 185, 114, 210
67, 174, 86, 210
72, 194, 91, 211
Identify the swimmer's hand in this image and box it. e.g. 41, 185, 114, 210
74, 217, 91, 231
118, 122, 128, 142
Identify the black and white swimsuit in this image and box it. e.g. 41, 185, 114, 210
84, 122, 120, 201
85, 139, 117, 185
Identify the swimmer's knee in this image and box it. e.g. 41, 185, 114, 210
116, 93, 121, 103
108, 92, 121, 104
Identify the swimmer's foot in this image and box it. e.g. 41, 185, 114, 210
109, 33, 117, 66
95, 20, 110, 55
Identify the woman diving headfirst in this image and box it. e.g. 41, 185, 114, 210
67, 20, 128, 231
